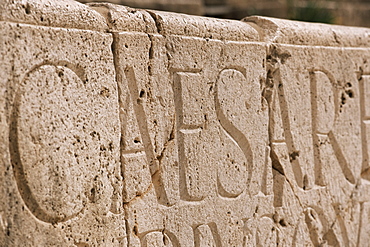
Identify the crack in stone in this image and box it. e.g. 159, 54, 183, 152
109, 32, 132, 247
156, 120, 175, 164
263, 44, 304, 212
146, 10, 165, 35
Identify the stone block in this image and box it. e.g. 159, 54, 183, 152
0, 0, 108, 31
0, 0, 124, 246
244, 16, 370, 246
99, 6, 273, 245
1, 1, 370, 246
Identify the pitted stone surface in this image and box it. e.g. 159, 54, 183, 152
243, 16, 370, 246
0, 3, 123, 245
1, 1, 370, 246
0, 0, 108, 31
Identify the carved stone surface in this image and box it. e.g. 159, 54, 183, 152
1, 1, 370, 246
0, 1, 124, 246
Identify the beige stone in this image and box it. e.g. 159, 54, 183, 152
78, 0, 204, 16
243, 16, 370, 246
245, 16, 370, 47
1, 1, 370, 246
105, 7, 272, 246
0, 0, 108, 31
0, 0, 124, 246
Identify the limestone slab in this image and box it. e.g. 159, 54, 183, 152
244, 16, 370, 246
0, 0, 107, 31
1, 1, 370, 246
0, 13, 123, 247
104, 6, 274, 246
87, 3, 157, 33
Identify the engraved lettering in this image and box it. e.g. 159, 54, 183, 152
310, 70, 355, 185
10, 64, 91, 223
215, 69, 252, 197
173, 71, 211, 201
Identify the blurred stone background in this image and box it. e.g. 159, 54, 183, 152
77, 0, 370, 27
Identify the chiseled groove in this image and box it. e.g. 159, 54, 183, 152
123, 66, 157, 175
334, 204, 350, 246
328, 131, 356, 184
275, 69, 304, 188
309, 70, 325, 187
124, 66, 172, 206
8, 63, 88, 225
207, 222, 223, 247
8, 104, 66, 224
264, 50, 304, 208
214, 69, 254, 195
172, 71, 206, 202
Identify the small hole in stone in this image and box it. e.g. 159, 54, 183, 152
24, 4, 31, 14
139, 90, 145, 98
341, 93, 346, 105
289, 151, 300, 162
100, 87, 110, 97
346, 90, 354, 98
279, 219, 287, 227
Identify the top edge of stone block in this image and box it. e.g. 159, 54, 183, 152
146, 10, 260, 41
244, 16, 370, 47
87, 3, 157, 33
0, 0, 108, 31
88, 3, 260, 42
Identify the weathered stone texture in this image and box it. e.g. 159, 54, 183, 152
78, 0, 204, 16
1, 0, 370, 246
1, 1, 124, 246
244, 16, 370, 246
